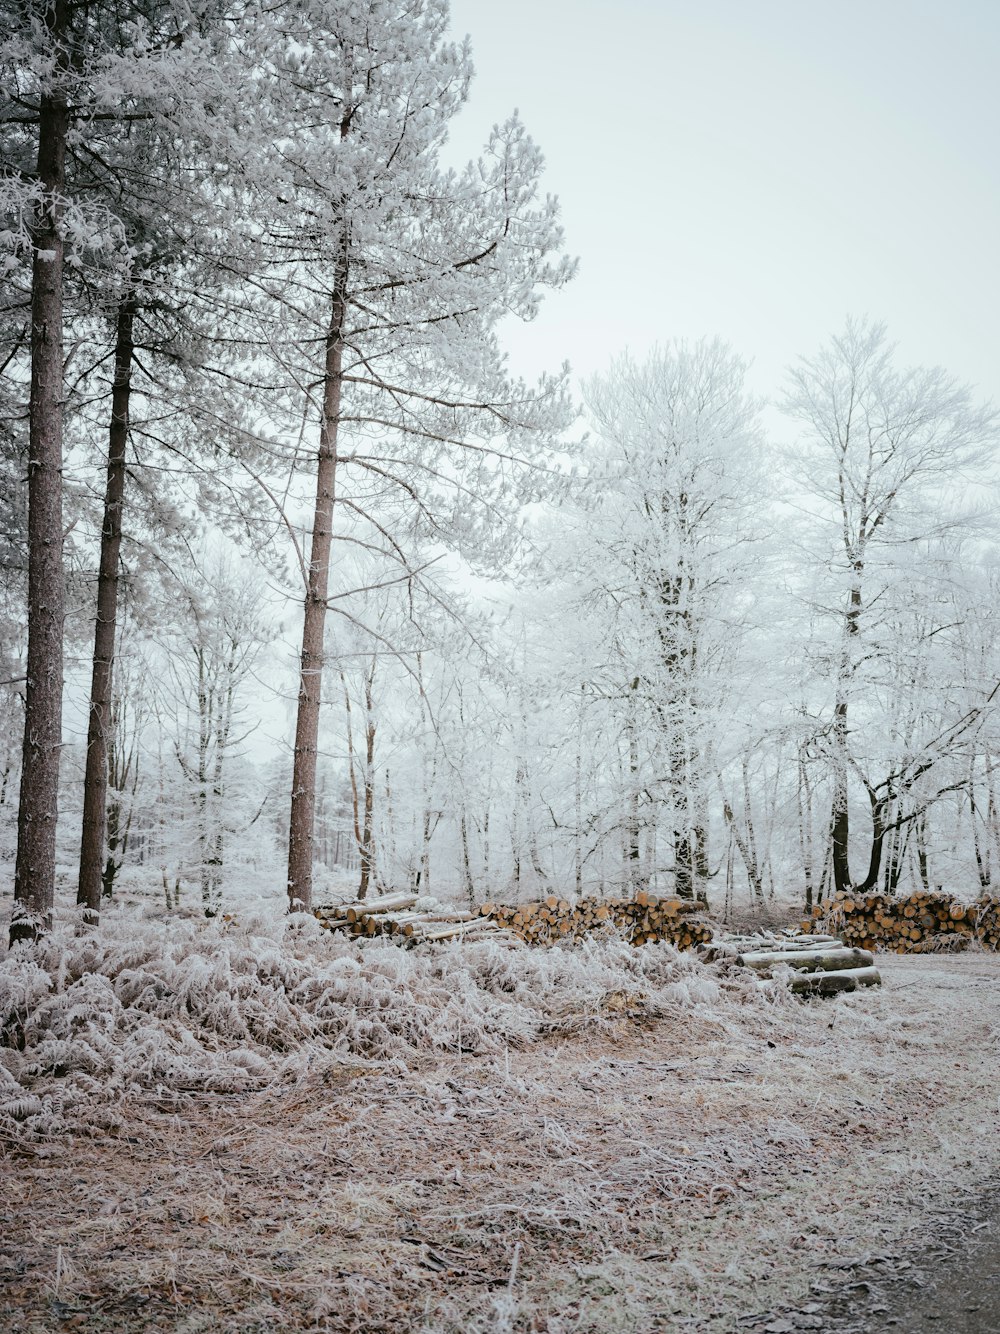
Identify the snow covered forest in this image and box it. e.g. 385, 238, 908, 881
3, 0, 1000, 943
5, 6, 1000, 1332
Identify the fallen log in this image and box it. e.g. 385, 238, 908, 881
344, 892, 419, 922
787, 964, 882, 996
410, 919, 506, 943
737, 946, 875, 973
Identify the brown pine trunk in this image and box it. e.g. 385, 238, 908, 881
12, 3, 69, 947
77, 299, 135, 923
287, 237, 348, 912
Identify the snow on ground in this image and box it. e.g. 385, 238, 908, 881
1, 905, 999, 1331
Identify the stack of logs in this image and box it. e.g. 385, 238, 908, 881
802, 889, 1000, 952
314, 890, 713, 949
314, 893, 510, 944
480, 891, 713, 948
707, 934, 882, 995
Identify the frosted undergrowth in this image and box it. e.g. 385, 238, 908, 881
0, 904, 760, 1139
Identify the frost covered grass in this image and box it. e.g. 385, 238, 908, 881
1, 908, 999, 1332
0, 901, 724, 1138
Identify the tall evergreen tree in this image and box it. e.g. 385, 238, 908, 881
238, 0, 574, 910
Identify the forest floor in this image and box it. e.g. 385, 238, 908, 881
2, 949, 999, 1333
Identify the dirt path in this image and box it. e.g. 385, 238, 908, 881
2, 952, 999, 1332
749, 1186, 1000, 1333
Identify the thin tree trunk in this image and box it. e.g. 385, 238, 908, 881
287, 234, 348, 912
482, 808, 491, 886
193, 649, 213, 911
574, 684, 584, 895
341, 669, 362, 877
985, 753, 1000, 880
358, 665, 376, 900
830, 694, 852, 896
798, 746, 815, 911
968, 757, 991, 889
830, 571, 863, 897
12, 3, 69, 947
460, 807, 475, 907
915, 812, 930, 890
626, 678, 642, 890
102, 795, 122, 899
205, 678, 232, 914
857, 788, 888, 893
720, 792, 762, 905
77, 299, 135, 923
882, 819, 899, 894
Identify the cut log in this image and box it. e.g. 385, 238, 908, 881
411, 919, 503, 943
738, 946, 875, 972
788, 965, 882, 995
344, 892, 419, 922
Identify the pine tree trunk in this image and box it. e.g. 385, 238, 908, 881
77, 299, 135, 923
287, 240, 347, 912
12, 5, 69, 947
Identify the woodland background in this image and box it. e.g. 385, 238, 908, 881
3, 0, 1000, 938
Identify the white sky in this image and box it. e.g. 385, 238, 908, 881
445, 0, 1000, 415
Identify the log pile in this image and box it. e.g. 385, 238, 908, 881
709, 933, 880, 997
479, 891, 714, 949
314, 890, 714, 949
314, 893, 512, 945
706, 933, 882, 994
802, 889, 1000, 952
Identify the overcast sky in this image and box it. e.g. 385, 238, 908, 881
445, 0, 1000, 418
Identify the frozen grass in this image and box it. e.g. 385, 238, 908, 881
0, 902, 727, 1138
1, 906, 999, 1332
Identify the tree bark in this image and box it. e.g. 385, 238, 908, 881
77, 299, 135, 923
460, 807, 475, 906
829, 561, 864, 898
287, 235, 348, 912
12, 2, 69, 947
857, 788, 888, 893
626, 677, 642, 889
358, 661, 376, 900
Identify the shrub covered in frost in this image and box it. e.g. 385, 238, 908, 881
0, 902, 744, 1138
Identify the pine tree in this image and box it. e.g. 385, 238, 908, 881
239, 0, 574, 911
